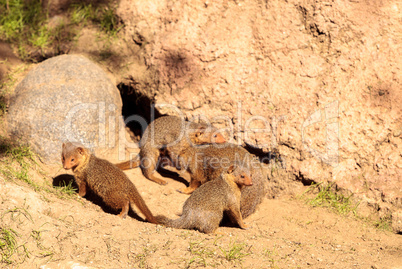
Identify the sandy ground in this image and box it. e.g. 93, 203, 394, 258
1, 1, 401, 267
1, 160, 401, 269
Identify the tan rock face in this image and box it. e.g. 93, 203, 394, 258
116, 0, 401, 228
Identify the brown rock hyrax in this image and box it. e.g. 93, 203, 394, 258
176, 143, 267, 219
156, 165, 252, 234
115, 115, 226, 185
62, 142, 158, 224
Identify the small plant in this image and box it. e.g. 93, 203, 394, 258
29, 25, 51, 49
183, 237, 251, 267
54, 181, 77, 197
1, 0, 123, 61
264, 250, 276, 267
0, 138, 79, 198
0, 0, 25, 40
263, 246, 280, 268
132, 245, 155, 269
0, 227, 18, 264
187, 239, 215, 267
0, 227, 29, 265
70, 3, 122, 36
0, 138, 41, 191
4, 140, 35, 163
70, 3, 97, 25
0, 0, 46, 43
374, 214, 392, 232
100, 6, 123, 36
219, 240, 250, 262
2, 206, 33, 224
29, 228, 54, 260
302, 182, 358, 215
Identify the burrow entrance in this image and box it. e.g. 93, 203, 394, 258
117, 82, 163, 139
117, 81, 286, 171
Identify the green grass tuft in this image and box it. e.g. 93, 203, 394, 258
302, 182, 358, 215
219, 240, 250, 262
0, 137, 80, 199
30, 228, 54, 259
182, 238, 251, 267
54, 180, 77, 197
0, 227, 30, 265
29, 25, 51, 49
187, 239, 215, 267
0, 0, 25, 39
6, 143, 34, 163
70, 3, 122, 36
0, 0, 46, 41
70, 3, 97, 25
0, 137, 41, 190
0, 0, 122, 61
100, 6, 123, 36
0, 227, 18, 264
374, 214, 393, 232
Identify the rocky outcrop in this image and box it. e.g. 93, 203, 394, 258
7, 54, 123, 163
115, 0, 401, 230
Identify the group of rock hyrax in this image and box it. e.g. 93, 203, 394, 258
61, 115, 268, 234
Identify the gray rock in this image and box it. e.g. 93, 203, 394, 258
7, 54, 123, 163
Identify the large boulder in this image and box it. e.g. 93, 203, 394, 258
7, 54, 123, 163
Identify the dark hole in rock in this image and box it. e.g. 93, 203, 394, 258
244, 142, 285, 168
295, 172, 315, 186
53, 174, 77, 190
117, 82, 285, 184
117, 82, 163, 138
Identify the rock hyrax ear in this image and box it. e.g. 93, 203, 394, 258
76, 147, 85, 155
227, 164, 235, 174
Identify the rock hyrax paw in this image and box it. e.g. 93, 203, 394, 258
176, 188, 193, 195
241, 223, 250, 230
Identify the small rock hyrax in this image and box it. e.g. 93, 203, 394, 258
115, 115, 226, 185
156, 164, 252, 234
62, 142, 158, 223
